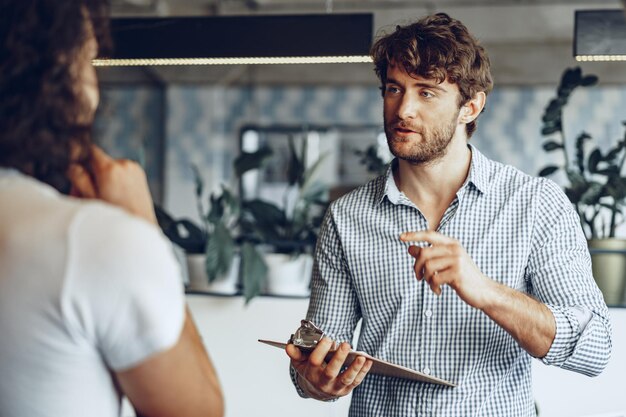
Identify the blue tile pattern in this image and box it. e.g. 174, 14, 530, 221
95, 84, 626, 220
94, 87, 164, 201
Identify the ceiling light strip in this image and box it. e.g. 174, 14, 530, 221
93, 56, 373, 66
575, 55, 626, 62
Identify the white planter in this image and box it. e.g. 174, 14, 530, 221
186, 253, 240, 295
262, 253, 313, 297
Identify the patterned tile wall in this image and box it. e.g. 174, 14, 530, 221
95, 83, 626, 226
94, 86, 165, 202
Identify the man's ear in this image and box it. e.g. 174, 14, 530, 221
460, 92, 486, 123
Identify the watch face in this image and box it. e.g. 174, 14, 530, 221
289, 319, 325, 350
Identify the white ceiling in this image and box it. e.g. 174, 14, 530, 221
99, 0, 626, 85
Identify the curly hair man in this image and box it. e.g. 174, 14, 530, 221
0, 2, 223, 416
286, 13, 611, 417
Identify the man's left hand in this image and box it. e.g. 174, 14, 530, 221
400, 230, 495, 309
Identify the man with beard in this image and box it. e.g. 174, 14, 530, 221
285, 13, 611, 417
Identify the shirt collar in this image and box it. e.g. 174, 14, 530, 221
374, 143, 492, 205
465, 143, 491, 194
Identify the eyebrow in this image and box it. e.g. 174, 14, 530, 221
386, 77, 447, 93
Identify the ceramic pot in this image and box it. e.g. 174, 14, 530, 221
262, 253, 313, 297
186, 253, 240, 295
588, 238, 626, 306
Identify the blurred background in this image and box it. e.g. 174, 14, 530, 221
94, 1, 626, 416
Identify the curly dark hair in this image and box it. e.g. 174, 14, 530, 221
371, 13, 493, 138
0, 0, 111, 192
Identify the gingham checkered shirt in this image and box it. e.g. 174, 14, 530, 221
291, 144, 611, 417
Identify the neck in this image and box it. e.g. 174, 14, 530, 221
393, 135, 472, 212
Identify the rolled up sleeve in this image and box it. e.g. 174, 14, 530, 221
529, 180, 611, 376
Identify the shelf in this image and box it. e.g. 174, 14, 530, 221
185, 288, 310, 299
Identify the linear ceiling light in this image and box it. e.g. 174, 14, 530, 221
574, 10, 626, 62
94, 14, 373, 66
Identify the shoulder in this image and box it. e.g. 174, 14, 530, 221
65, 199, 182, 302
69, 200, 172, 261
483, 157, 558, 201
473, 152, 575, 222
64, 202, 185, 369
483, 158, 576, 229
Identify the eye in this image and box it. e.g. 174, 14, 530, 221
421, 90, 435, 99
385, 85, 401, 95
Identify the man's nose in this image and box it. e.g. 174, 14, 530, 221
397, 93, 419, 120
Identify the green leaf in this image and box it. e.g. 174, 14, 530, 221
206, 192, 224, 224
542, 141, 564, 152
300, 180, 328, 204
565, 188, 583, 205
606, 177, 626, 200
240, 243, 267, 304
244, 199, 286, 227
286, 135, 305, 187
581, 75, 599, 87
566, 169, 586, 188
580, 182, 604, 205
300, 152, 330, 198
587, 148, 602, 173
542, 99, 564, 123
204, 221, 235, 283
541, 124, 561, 136
355, 144, 388, 175
234, 147, 273, 177
191, 165, 204, 199
596, 167, 620, 176
221, 187, 240, 224
605, 148, 622, 163
561, 67, 582, 89
169, 219, 205, 253
154, 204, 177, 234
575, 132, 591, 174
538, 166, 559, 177
564, 170, 589, 205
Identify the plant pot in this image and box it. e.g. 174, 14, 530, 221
185, 253, 240, 295
262, 253, 313, 297
588, 238, 626, 306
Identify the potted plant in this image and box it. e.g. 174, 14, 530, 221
354, 143, 389, 177
155, 166, 241, 295
234, 135, 329, 301
539, 66, 626, 305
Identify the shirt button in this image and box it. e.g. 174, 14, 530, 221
424, 309, 433, 318
423, 367, 431, 375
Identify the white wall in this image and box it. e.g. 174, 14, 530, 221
533, 308, 626, 417
185, 295, 626, 417
187, 295, 352, 417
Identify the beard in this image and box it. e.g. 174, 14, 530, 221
384, 110, 460, 165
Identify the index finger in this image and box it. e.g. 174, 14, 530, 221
286, 343, 307, 362
308, 337, 336, 367
400, 230, 454, 245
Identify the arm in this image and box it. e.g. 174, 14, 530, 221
116, 308, 224, 417
526, 180, 611, 375
468, 275, 555, 357
285, 206, 371, 400
401, 231, 555, 357
68, 146, 224, 415
400, 180, 612, 373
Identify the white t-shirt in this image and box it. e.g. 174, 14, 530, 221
0, 168, 185, 417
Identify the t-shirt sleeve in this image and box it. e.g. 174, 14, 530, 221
63, 203, 185, 371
